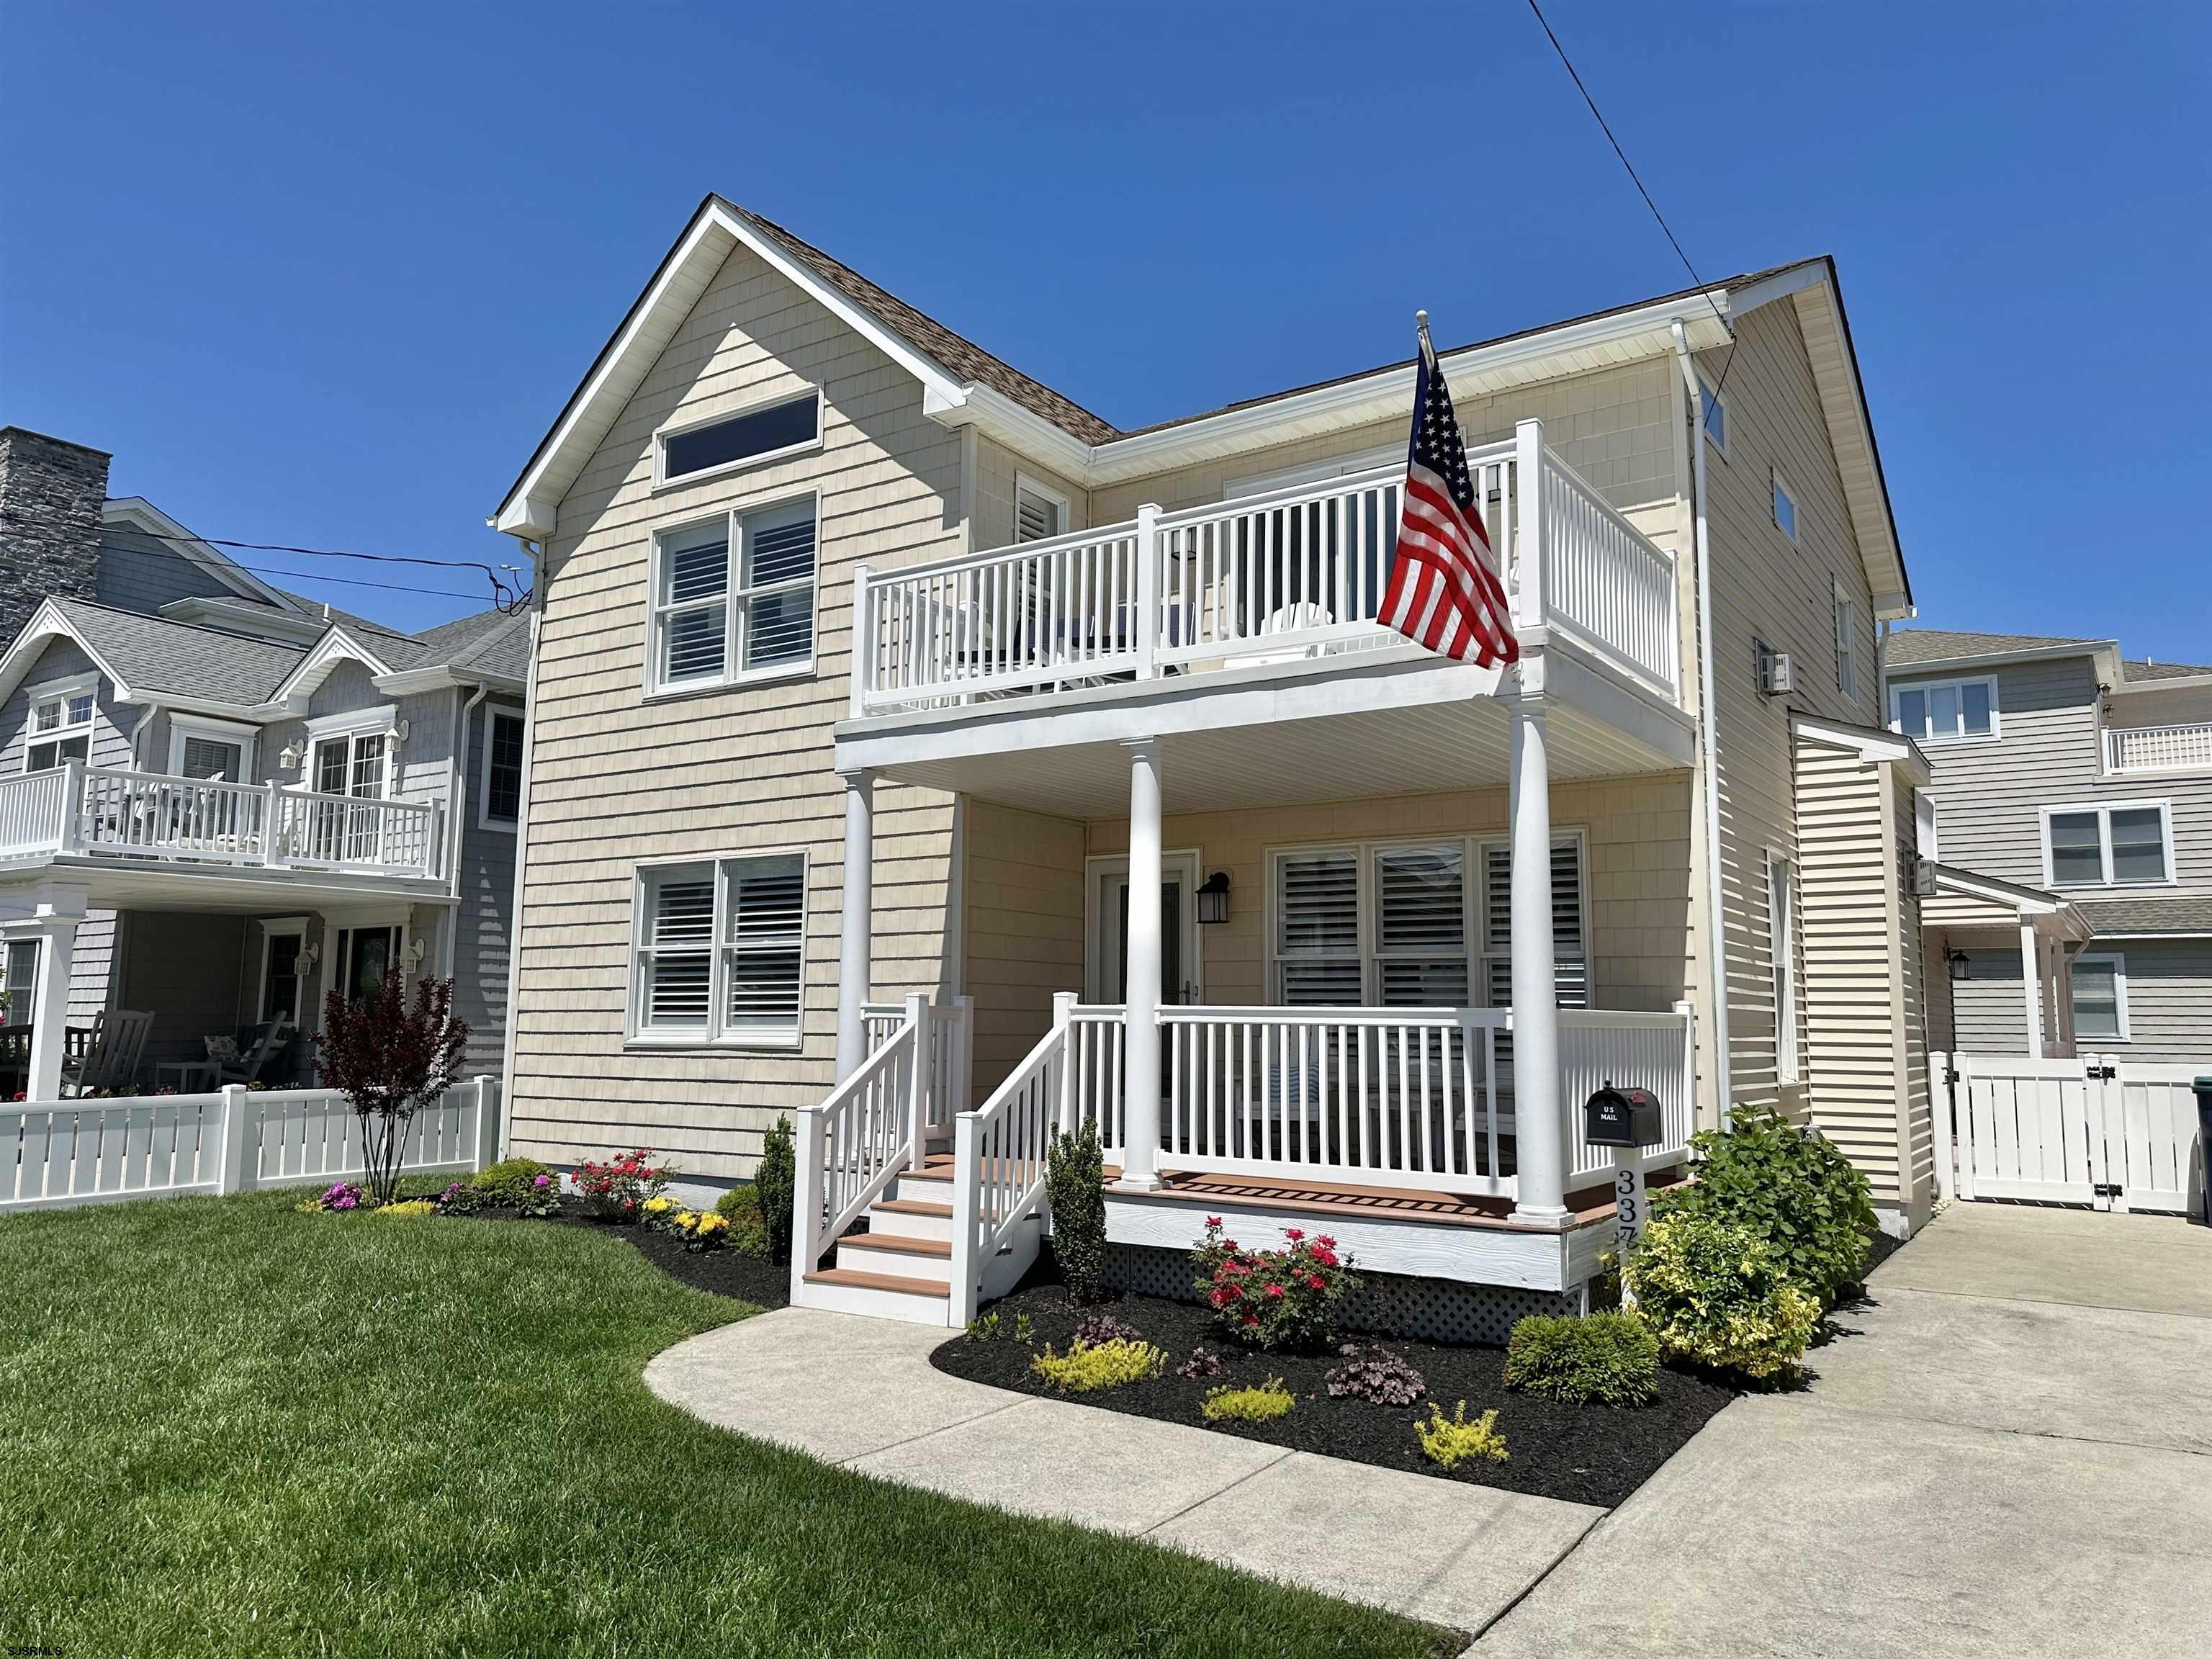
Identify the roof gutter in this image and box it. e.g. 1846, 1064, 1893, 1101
1671, 320, 1733, 1123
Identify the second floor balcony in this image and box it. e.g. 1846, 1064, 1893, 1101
2105, 721, 2212, 777
848, 419, 1682, 726
0, 760, 446, 890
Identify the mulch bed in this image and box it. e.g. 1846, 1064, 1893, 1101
930, 1277, 1737, 1510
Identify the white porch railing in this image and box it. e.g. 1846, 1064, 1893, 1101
2105, 722, 2212, 775
1066, 1000, 1693, 1200
862, 994, 974, 1131
0, 761, 444, 878
791, 994, 930, 1298
850, 418, 1680, 718
0, 1079, 500, 1214
946, 994, 1071, 1324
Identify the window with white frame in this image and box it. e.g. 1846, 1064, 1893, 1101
1697, 374, 1727, 455
631, 853, 806, 1046
22, 676, 95, 771
1830, 576, 1858, 700
168, 714, 255, 782
657, 389, 821, 485
1, 937, 38, 1025
1015, 475, 1068, 544
2042, 801, 2172, 887
651, 496, 817, 692
2069, 953, 2130, 1043
1272, 836, 1586, 1008
310, 727, 390, 798
1771, 469, 1798, 542
480, 709, 524, 827
1889, 676, 1997, 744
1768, 851, 1799, 1084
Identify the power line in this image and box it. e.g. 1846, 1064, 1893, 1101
1523, 0, 1741, 394
104, 523, 531, 613
99, 536, 502, 603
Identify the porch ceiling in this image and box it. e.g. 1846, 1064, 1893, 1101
876, 694, 1683, 819
0, 855, 453, 916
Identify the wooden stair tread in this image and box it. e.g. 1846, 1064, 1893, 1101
804, 1267, 950, 1298
871, 1197, 953, 1219
898, 1164, 954, 1184
842, 1233, 951, 1258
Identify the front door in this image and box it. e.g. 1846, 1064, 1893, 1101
1090, 852, 1201, 1005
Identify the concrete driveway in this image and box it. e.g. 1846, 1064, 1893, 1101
1476, 1202, 2212, 1658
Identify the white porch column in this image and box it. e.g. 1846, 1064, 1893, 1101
2018, 917, 2046, 1058
1508, 701, 1569, 1223
833, 768, 876, 1082
24, 917, 81, 1102
1120, 737, 1164, 1190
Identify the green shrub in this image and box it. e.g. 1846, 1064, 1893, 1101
1415, 1402, 1509, 1470
755, 1115, 796, 1266
713, 1184, 770, 1257
1046, 1117, 1107, 1303
1028, 1339, 1164, 1393
1201, 1377, 1294, 1423
373, 1199, 437, 1219
470, 1156, 552, 1205
1626, 1211, 1820, 1382
1503, 1312, 1659, 1406
1657, 1105, 1876, 1307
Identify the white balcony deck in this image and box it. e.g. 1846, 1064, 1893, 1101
2105, 721, 2212, 775
0, 760, 446, 903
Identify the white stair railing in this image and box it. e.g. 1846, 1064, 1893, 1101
861, 994, 974, 1130
947, 993, 1069, 1326
790, 992, 928, 1303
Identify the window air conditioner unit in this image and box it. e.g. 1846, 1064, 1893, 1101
1761, 650, 1794, 696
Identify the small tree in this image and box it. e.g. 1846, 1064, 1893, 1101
755, 1114, 797, 1266
315, 974, 471, 1208
1046, 1117, 1107, 1303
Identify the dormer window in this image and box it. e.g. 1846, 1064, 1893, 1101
657, 390, 822, 486
23, 675, 95, 771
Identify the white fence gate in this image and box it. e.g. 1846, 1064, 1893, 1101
1937, 1051, 2203, 1214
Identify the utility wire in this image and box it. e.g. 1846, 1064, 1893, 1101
104, 525, 531, 613
1523, 0, 1743, 397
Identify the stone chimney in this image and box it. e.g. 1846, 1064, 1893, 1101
0, 426, 112, 647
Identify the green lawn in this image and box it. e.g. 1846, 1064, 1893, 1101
0, 1192, 1445, 1658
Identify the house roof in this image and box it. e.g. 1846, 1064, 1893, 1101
1887, 627, 2212, 687
50, 598, 307, 702
491, 203, 1908, 613
2074, 896, 2212, 938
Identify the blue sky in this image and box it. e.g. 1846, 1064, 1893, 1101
4, 2, 2206, 656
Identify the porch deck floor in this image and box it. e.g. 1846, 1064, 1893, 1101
1100, 1162, 1684, 1232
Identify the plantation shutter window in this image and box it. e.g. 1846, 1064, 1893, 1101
1478, 839, 1586, 1009
180, 736, 243, 781
631, 854, 808, 1046
1274, 851, 1363, 1004
1374, 846, 1467, 1006
722, 855, 805, 1040
650, 498, 817, 691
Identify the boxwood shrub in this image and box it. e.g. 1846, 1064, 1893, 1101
1503, 1312, 1658, 1406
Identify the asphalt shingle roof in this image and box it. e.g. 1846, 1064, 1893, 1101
1884, 628, 2095, 667
54, 599, 306, 702
2074, 896, 2212, 937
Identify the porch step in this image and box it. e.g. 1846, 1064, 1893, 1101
867, 1196, 955, 1243
835, 1231, 953, 1286
799, 1265, 953, 1323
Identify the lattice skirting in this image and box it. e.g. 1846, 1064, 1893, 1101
1102, 1243, 1583, 1346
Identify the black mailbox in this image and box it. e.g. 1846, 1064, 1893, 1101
1585, 1085, 1663, 1148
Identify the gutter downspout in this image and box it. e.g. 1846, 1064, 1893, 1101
444, 683, 490, 981
1671, 321, 1734, 1123
128, 704, 158, 770
493, 545, 544, 1163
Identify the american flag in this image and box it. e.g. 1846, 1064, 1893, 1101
1380, 316, 1519, 667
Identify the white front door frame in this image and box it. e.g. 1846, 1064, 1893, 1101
1084, 848, 1202, 1005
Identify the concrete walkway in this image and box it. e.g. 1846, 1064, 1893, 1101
1476, 1202, 2212, 1658
645, 1308, 1601, 1638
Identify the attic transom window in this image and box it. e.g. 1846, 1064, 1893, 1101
24, 678, 95, 772
658, 390, 822, 485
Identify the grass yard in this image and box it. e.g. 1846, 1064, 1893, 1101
0, 1192, 1447, 1658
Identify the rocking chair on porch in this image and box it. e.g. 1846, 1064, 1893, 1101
56, 1009, 156, 1096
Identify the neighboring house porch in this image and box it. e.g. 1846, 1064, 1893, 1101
785, 434, 1701, 1326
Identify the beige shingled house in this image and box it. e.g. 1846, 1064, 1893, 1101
487, 196, 1938, 1331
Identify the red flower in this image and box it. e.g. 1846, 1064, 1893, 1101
1316, 1234, 1336, 1249
1209, 1289, 1228, 1308
1205, 1215, 1222, 1229
1282, 1228, 1305, 1243
1222, 1241, 1239, 1253
1243, 1312, 1259, 1327
1265, 1283, 1285, 1299
1306, 1273, 1326, 1290
1309, 1246, 1338, 1267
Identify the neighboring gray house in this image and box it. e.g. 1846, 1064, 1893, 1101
1888, 626, 2212, 1066
0, 426, 526, 1099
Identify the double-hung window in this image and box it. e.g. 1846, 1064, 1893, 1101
1890, 676, 1997, 744
1831, 577, 1858, 701
2043, 801, 2172, 887
1697, 374, 1728, 456
168, 714, 255, 782
1272, 836, 1586, 1008
651, 497, 817, 693
1771, 469, 1798, 542
1768, 851, 1800, 1085
631, 853, 806, 1046
23, 677, 95, 771
2070, 953, 2129, 1043
480, 709, 525, 828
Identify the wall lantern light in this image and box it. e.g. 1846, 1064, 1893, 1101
1197, 871, 1231, 926
279, 742, 304, 773
1946, 949, 1971, 982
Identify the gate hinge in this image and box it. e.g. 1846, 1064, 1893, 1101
2092, 1182, 2124, 1197
2090, 1065, 2118, 1081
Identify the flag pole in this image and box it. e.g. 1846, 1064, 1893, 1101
1415, 308, 1433, 356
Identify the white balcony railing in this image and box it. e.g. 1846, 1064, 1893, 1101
2105, 722, 2212, 775
0, 761, 444, 880
850, 419, 1680, 718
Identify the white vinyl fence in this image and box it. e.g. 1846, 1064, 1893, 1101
0, 1079, 502, 1215
1936, 1051, 2203, 1215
